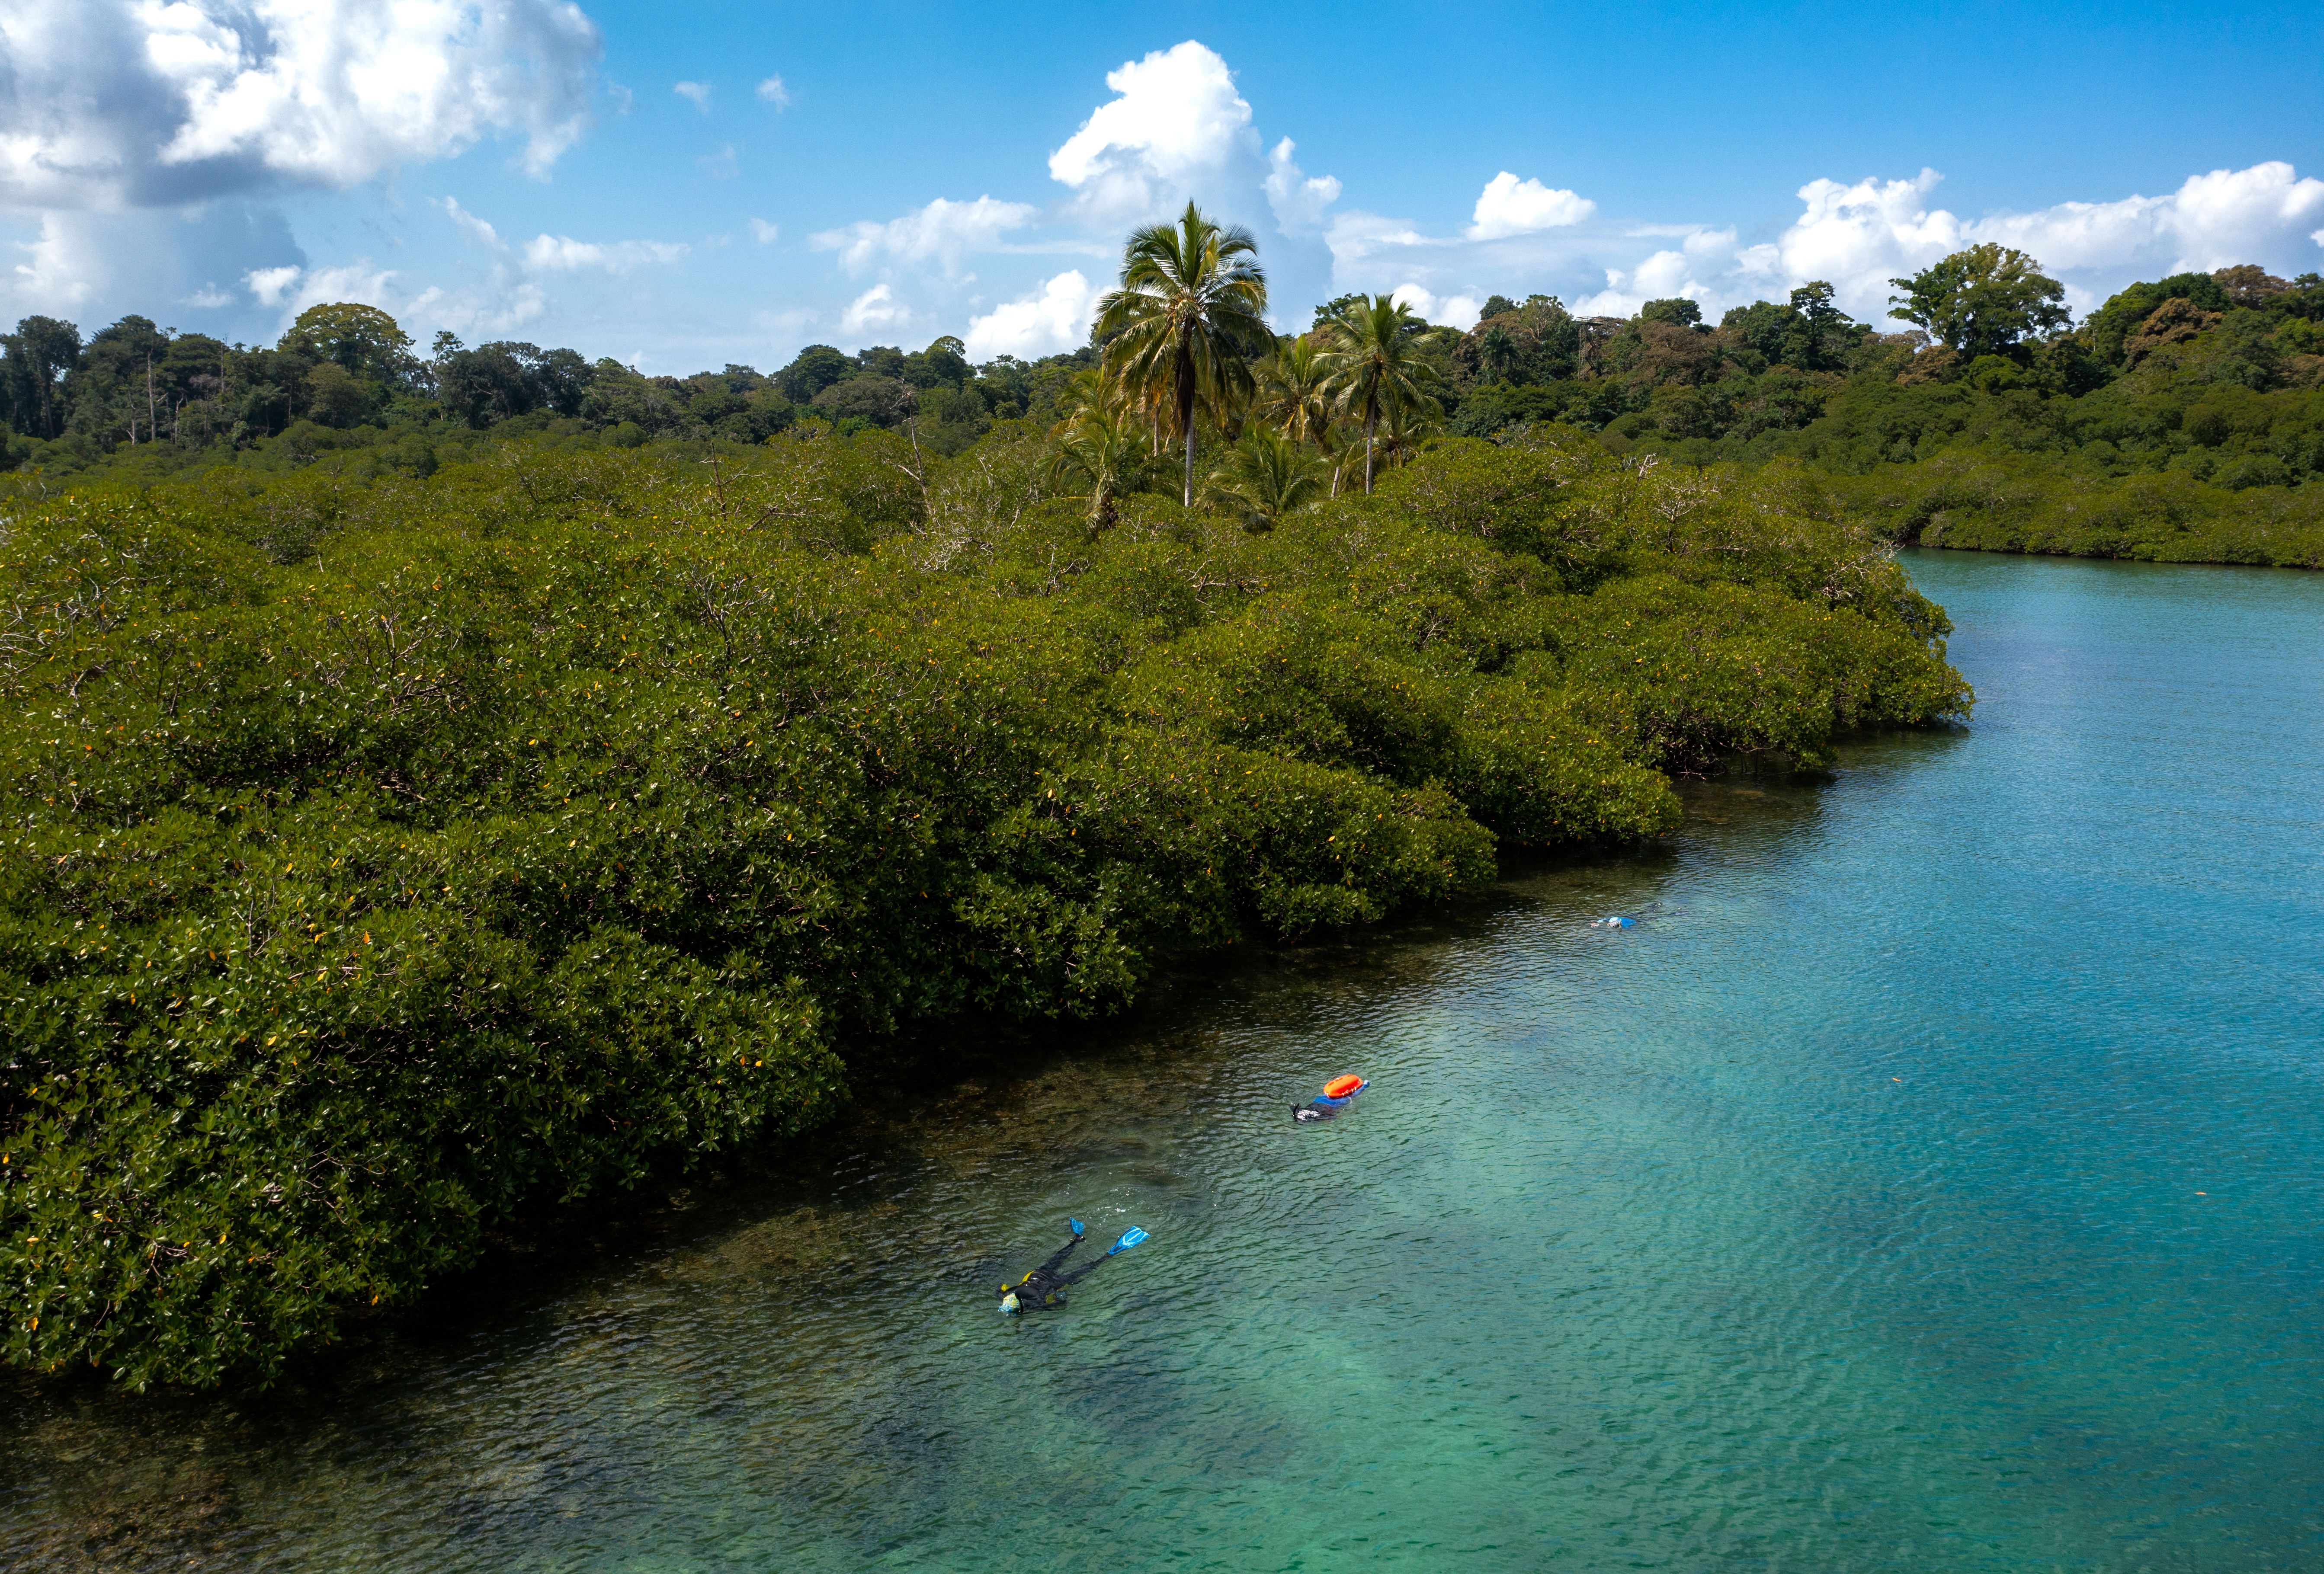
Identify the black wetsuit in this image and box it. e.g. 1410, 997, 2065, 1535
1005, 1231, 1108, 1311
1293, 1089, 1362, 1122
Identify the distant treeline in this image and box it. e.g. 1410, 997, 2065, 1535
6, 248, 2321, 566
0, 302, 1087, 478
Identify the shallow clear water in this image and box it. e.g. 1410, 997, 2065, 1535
7, 549, 2324, 1572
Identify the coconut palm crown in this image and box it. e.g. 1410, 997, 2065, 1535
1093, 202, 1272, 506
1202, 428, 1326, 531
1047, 409, 1152, 532
1254, 335, 1338, 456
1316, 294, 1446, 494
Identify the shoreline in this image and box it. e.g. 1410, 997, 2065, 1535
1901, 538, 2324, 571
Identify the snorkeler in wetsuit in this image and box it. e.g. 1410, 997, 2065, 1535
1293, 1075, 1370, 1122
998, 1219, 1148, 1313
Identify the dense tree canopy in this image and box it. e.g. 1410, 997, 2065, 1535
0, 400, 1969, 1393
1888, 244, 2071, 360
280, 303, 413, 384
26, 214, 2323, 1393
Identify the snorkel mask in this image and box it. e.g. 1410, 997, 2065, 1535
998, 1289, 1022, 1314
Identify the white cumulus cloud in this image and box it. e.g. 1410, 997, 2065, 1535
0, 0, 603, 209
442, 196, 504, 251
1389, 283, 1482, 330
1973, 160, 2324, 275
441, 196, 686, 278
840, 283, 909, 336
1467, 172, 1595, 240
1047, 40, 1261, 222
1711, 169, 1965, 316
428, 281, 548, 338
963, 270, 1097, 360
1321, 172, 1601, 314
798, 41, 1340, 343
245, 264, 304, 306
237, 255, 549, 339
1637, 161, 2324, 323
674, 81, 712, 112
749, 218, 780, 244
757, 75, 790, 108
1573, 228, 1739, 317
1325, 160, 2324, 336
40, 212, 268, 323
1264, 138, 1341, 232
243, 259, 407, 318
522, 234, 689, 272
1321, 211, 1436, 270
811, 196, 1041, 273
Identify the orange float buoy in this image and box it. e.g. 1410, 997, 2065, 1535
1323, 1074, 1364, 1100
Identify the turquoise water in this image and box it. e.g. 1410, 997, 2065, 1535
6, 549, 2324, 1571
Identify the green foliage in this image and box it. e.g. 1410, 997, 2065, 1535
12, 257, 2321, 578
1823, 448, 2324, 566
1362, 431, 1617, 586
281, 303, 414, 384
1096, 202, 1273, 505
1887, 244, 2070, 358
1455, 296, 1582, 388
811, 375, 918, 428
1719, 283, 1866, 374
1317, 295, 1448, 493
0, 429, 1966, 1390
1253, 335, 1339, 454
1201, 429, 1326, 529
2081, 271, 2234, 365
1638, 298, 1702, 326
1048, 411, 1155, 529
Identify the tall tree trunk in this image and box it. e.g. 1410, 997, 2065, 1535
1177, 342, 1198, 508
1363, 404, 1377, 495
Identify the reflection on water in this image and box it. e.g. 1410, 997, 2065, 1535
5, 550, 2322, 1572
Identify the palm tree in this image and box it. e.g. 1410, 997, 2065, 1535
1051, 366, 1128, 430
1094, 202, 1272, 507
1047, 410, 1151, 532
1479, 324, 1519, 384
1316, 295, 1446, 494
1374, 391, 1443, 474
1253, 334, 1337, 452
1202, 429, 1326, 531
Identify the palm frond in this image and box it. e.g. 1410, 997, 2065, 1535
1091, 202, 1273, 505
1313, 294, 1448, 492
1046, 410, 1152, 530
1202, 429, 1326, 531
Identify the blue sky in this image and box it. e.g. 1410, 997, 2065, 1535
4, 0, 2321, 372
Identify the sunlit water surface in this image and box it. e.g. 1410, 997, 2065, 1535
6, 550, 2323, 1571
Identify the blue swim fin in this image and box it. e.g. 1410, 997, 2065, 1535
1069, 1217, 1084, 1238
1107, 1226, 1150, 1256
